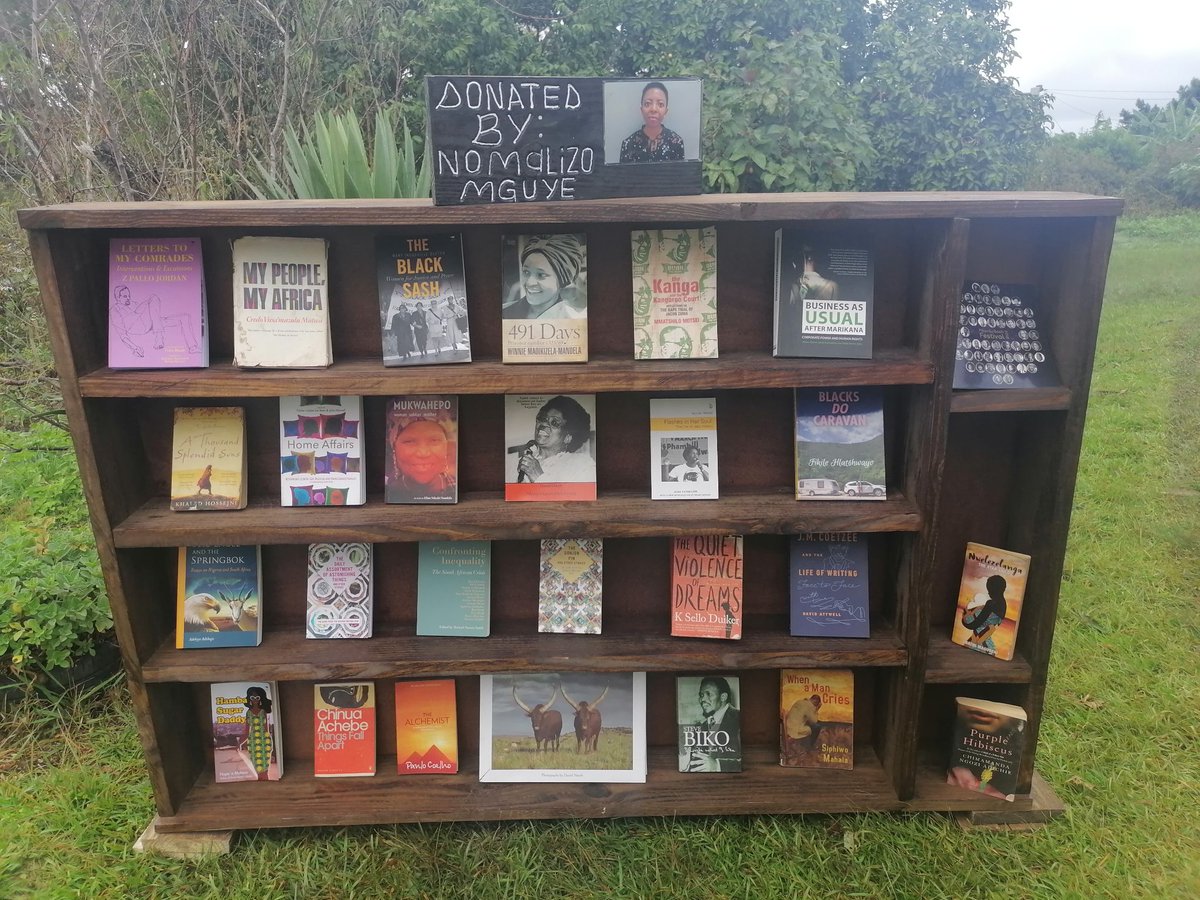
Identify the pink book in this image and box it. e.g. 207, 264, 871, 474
108, 237, 208, 368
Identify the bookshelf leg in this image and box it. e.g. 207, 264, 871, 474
953, 772, 1066, 830
133, 817, 233, 857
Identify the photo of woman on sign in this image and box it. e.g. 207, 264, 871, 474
619, 82, 685, 163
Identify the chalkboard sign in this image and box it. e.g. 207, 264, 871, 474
426, 76, 703, 206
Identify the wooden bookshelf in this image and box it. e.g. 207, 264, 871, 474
20, 192, 1119, 833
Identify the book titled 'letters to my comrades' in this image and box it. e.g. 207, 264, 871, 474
377, 234, 471, 366
176, 545, 262, 649
631, 227, 718, 360
306, 543, 373, 640
676, 675, 742, 773
779, 668, 853, 769
108, 236, 208, 368
279, 396, 365, 507
313, 682, 376, 778
170, 407, 247, 511
671, 535, 743, 640
950, 542, 1031, 661
538, 538, 603, 634
210, 682, 283, 783
395, 679, 459, 775
232, 236, 331, 368
416, 541, 491, 637
773, 233, 874, 359
947, 697, 1027, 801
793, 387, 886, 501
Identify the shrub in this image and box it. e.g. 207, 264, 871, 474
0, 425, 109, 675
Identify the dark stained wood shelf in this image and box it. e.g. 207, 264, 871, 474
923, 637, 1033, 684
19, 192, 1123, 231
25, 193, 1118, 829
153, 745, 900, 832
141, 622, 908, 682
904, 758, 1041, 813
112, 489, 924, 547
79, 349, 933, 398
950, 386, 1072, 414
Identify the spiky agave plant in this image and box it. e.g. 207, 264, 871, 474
249, 107, 431, 199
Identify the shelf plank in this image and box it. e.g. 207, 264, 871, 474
904, 759, 1042, 813
141, 622, 907, 682
152, 746, 900, 832
923, 638, 1033, 684
78, 351, 933, 398
950, 387, 1072, 414
113, 489, 923, 547
19, 192, 1124, 231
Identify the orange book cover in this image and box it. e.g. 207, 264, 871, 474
395, 679, 459, 775
313, 683, 376, 777
779, 668, 854, 769
670, 535, 743, 639
950, 542, 1031, 661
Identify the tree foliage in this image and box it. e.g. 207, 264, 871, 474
1030, 79, 1200, 213
0, 0, 1049, 202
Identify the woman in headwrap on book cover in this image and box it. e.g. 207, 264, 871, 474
502, 234, 587, 320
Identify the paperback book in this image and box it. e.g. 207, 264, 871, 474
789, 533, 869, 638
793, 387, 886, 501
170, 406, 247, 511
232, 236, 331, 368
538, 538, 603, 634
504, 394, 596, 501
377, 234, 471, 365
773, 233, 874, 359
631, 227, 718, 359
946, 697, 1027, 801
416, 541, 491, 637
384, 395, 458, 504
176, 545, 262, 648
500, 233, 588, 363
395, 679, 459, 774
108, 236, 208, 368
649, 397, 718, 500
210, 681, 283, 782
779, 668, 853, 769
676, 675, 742, 773
313, 683, 376, 777
670, 535, 743, 640
306, 543, 373, 639
954, 281, 1057, 389
279, 395, 365, 506
950, 542, 1031, 661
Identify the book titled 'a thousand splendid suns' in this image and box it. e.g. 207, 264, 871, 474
170, 407, 247, 511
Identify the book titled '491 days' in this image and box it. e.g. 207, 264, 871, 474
108, 237, 208, 368
232, 236, 331, 368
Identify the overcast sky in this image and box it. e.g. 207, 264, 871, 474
1004, 0, 1200, 133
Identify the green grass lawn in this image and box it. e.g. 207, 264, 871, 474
1, 215, 1198, 898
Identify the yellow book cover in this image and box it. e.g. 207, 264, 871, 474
779, 668, 854, 769
170, 407, 247, 511
395, 680, 459, 774
950, 542, 1031, 661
